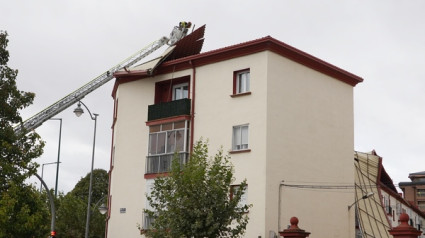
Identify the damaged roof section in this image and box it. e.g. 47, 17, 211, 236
163, 24, 205, 62
114, 25, 205, 78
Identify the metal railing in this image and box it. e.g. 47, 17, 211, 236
148, 98, 191, 121
146, 152, 188, 174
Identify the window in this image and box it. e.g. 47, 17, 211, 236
233, 69, 250, 95
155, 76, 190, 103
231, 185, 248, 209
148, 121, 186, 156
232, 125, 248, 151
417, 189, 425, 197
146, 121, 189, 174
144, 179, 156, 229
418, 201, 425, 211
145, 179, 155, 211
172, 83, 188, 100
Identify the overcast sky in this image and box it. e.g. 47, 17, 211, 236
2, 0, 424, 193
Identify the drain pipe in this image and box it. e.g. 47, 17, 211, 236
189, 60, 196, 152
278, 180, 285, 232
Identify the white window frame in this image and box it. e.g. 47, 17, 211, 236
236, 70, 250, 94
172, 82, 189, 101
145, 179, 155, 211
231, 185, 248, 209
232, 124, 249, 151
148, 121, 189, 156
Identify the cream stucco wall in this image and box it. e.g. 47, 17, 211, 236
264, 52, 355, 237
108, 80, 154, 237
108, 69, 194, 237
192, 52, 269, 237
107, 50, 357, 237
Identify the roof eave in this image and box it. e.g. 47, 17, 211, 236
157, 36, 364, 86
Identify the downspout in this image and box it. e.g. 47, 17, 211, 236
105, 96, 118, 238
278, 180, 285, 232
189, 60, 196, 152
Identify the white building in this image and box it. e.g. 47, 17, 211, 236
106, 25, 363, 237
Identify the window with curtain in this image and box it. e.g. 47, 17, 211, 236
234, 69, 250, 94
232, 124, 249, 151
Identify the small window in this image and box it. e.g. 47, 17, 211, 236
234, 69, 250, 94
172, 83, 189, 100
233, 125, 248, 151
155, 76, 190, 103
231, 185, 248, 209
146, 179, 155, 211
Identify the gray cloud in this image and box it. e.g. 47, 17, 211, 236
1, 0, 424, 192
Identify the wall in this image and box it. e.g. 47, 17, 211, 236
193, 51, 269, 237
265, 51, 355, 237
107, 49, 357, 237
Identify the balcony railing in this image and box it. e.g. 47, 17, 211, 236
146, 152, 189, 174
148, 98, 191, 121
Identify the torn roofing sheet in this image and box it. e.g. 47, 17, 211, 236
354, 151, 391, 238
163, 24, 205, 62
115, 25, 205, 77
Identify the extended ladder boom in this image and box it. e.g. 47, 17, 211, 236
16, 23, 191, 134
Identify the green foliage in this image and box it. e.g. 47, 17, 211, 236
0, 31, 44, 191
55, 169, 108, 238
55, 193, 87, 238
71, 168, 109, 203
0, 31, 47, 237
0, 182, 50, 238
144, 140, 251, 238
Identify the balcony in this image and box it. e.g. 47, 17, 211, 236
148, 98, 191, 121
146, 152, 189, 174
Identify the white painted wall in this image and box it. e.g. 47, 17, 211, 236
108, 50, 357, 237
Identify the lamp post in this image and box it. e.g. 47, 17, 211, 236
34, 173, 56, 238
93, 195, 108, 215
40, 161, 61, 192
348, 192, 374, 210
50, 118, 62, 198
74, 101, 98, 238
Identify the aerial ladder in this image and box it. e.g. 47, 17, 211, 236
15, 22, 192, 134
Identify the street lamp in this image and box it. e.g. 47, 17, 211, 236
74, 101, 99, 238
49, 118, 62, 198
98, 203, 108, 215
93, 195, 108, 215
348, 192, 374, 210
34, 173, 56, 238
40, 161, 61, 192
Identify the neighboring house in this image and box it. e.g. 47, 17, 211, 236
399, 171, 425, 213
354, 151, 425, 238
106, 25, 363, 237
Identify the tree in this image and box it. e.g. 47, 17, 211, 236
144, 140, 251, 238
0, 31, 47, 237
0, 182, 50, 238
0, 31, 44, 191
55, 169, 108, 238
